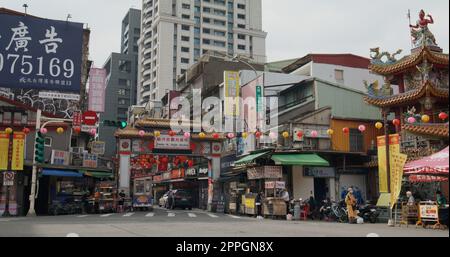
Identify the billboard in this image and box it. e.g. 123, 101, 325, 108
88, 68, 107, 113
0, 13, 84, 92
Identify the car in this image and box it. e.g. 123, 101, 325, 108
167, 189, 193, 210
159, 191, 170, 208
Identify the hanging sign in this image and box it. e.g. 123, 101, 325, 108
0, 132, 10, 170
3, 171, 15, 186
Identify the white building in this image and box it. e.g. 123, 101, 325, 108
138, 0, 267, 106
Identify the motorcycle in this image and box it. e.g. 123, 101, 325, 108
331, 200, 348, 223
356, 204, 379, 223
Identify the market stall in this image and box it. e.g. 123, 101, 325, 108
263, 181, 287, 219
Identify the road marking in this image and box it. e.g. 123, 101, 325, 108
188, 213, 197, 218
145, 213, 155, 217
227, 214, 241, 219
123, 212, 135, 217
66, 233, 79, 237
100, 213, 114, 217
207, 213, 219, 218
168, 212, 176, 217
76, 215, 88, 218
367, 233, 380, 237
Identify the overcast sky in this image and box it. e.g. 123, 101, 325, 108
1, 0, 448, 66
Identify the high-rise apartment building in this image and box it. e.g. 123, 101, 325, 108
99, 8, 141, 157
138, 0, 267, 106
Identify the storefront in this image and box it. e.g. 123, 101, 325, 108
336, 168, 369, 203
303, 167, 336, 202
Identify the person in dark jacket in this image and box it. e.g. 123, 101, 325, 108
255, 192, 264, 219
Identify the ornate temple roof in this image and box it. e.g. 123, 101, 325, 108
364, 81, 448, 107
369, 46, 449, 76
114, 125, 225, 141
402, 123, 449, 138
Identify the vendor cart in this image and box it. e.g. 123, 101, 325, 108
263, 197, 287, 219
132, 177, 153, 211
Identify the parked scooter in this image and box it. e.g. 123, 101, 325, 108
331, 200, 348, 223
356, 204, 379, 223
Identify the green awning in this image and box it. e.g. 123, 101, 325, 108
235, 151, 271, 165
271, 154, 329, 166
81, 170, 114, 179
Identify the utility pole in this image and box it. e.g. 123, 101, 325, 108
27, 109, 41, 217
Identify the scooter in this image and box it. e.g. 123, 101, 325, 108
331, 200, 348, 223
356, 204, 379, 223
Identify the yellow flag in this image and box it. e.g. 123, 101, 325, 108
0, 132, 9, 170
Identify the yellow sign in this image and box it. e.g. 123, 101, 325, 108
224, 71, 240, 116
12, 132, 25, 171
390, 152, 407, 209
245, 198, 255, 209
377, 134, 401, 193
0, 132, 10, 170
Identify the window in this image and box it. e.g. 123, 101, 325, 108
181, 58, 190, 64
214, 9, 226, 16
214, 19, 226, 26
203, 28, 211, 34
237, 24, 245, 29
118, 99, 129, 105
213, 40, 225, 47
194, 48, 201, 57
203, 38, 211, 44
182, 3, 191, 9
203, 7, 211, 13
181, 25, 190, 31
237, 4, 246, 9
181, 36, 190, 41
203, 17, 211, 23
44, 137, 52, 147
237, 14, 245, 19
181, 69, 187, 74
118, 79, 130, 86
349, 129, 364, 152
181, 47, 190, 53
238, 44, 246, 50
214, 30, 226, 37
182, 14, 190, 19
237, 34, 245, 40
118, 89, 127, 95
335, 69, 344, 82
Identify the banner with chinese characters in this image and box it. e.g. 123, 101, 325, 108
0, 13, 83, 92
88, 68, 107, 113
224, 71, 240, 117
0, 132, 9, 170
390, 152, 407, 209
154, 135, 190, 150
377, 134, 400, 193
11, 132, 25, 170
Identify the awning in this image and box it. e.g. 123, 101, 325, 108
271, 154, 329, 166
41, 169, 83, 178
234, 151, 271, 165
81, 171, 114, 179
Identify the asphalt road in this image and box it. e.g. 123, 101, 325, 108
0, 207, 448, 237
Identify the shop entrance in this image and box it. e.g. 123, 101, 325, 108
314, 178, 328, 202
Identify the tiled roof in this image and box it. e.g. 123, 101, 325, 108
369, 46, 449, 75
402, 123, 449, 138
364, 81, 448, 107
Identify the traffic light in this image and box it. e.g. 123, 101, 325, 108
34, 131, 45, 163
103, 120, 128, 129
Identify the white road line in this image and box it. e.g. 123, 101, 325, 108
123, 212, 135, 217
145, 213, 155, 217
76, 215, 88, 218
188, 213, 197, 218
66, 233, 80, 237
168, 212, 176, 217
227, 214, 241, 219
207, 213, 219, 218
100, 213, 114, 217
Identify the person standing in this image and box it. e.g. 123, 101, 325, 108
345, 188, 357, 224
118, 190, 126, 213
281, 189, 290, 214
255, 192, 264, 219
436, 191, 447, 207
406, 191, 415, 206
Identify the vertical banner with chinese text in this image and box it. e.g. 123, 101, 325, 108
224, 71, 240, 117
390, 152, 408, 209
0, 132, 9, 170
11, 132, 25, 170
377, 136, 388, 193
88, 68, 107, 113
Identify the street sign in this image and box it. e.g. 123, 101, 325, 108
91, 141, 105, 155
51, 150, 70, 165
3, 171, 15, 186
81, 124, 97, 133
82, 153, 98, 168
82, 111, 98, 126
72, 111, 82, 127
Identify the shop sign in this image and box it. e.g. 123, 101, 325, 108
265, 181, 275, 189
72, 111, 82, 127
119, 139, 131, 154
304, 167, 335, 178
91, 141, 105, 155
154, 135, 190, 150
153, 175, 162, 183
186, 168, 197, 177
0, 132, 9, 170
81, 124, 96, 133
132, 139, 144, 152
198, 168, 209, 177
39, 91, 80, 101
276, 181, 285, 189
264, 166, 282, 179
419, 204, 439, 220
247, 167, 264, 180
11, 132, 25, 170
82, 153, 98, 168
171, 169, 185, 179
212, 142, 222, 155
162, 172, 171, 181
3, 171, 15, 186
51, 150, 70, 165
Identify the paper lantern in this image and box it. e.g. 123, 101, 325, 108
22, 128, 31, 134
255, 131, 262, 138
310, 130, 318, 138
188, 160, 194, 168
282, 131, 289, 138
342, 127, 350, 134
421, 115, 430, 123
242, 132, 248, 139
227, 132, 235, 139
392, 119, 401, 126
5, 128, 13, 134
269, 132, 277, 139
199, 132, 206, 138
154, 131, 161, 137
169, 130, 176, 137
326, 129, 334, 135
375, 122, 383, 130
90, 128, 97, 136
439, 112, 448, 121
184, 132, 191, 139
407, 117, 416, 124
296, 131, 304, 138
213, 133, 220, 139
138, 130, 146, 137
56, 127, 64, 134
358, 125, 366, 132
40, 127, 48, 134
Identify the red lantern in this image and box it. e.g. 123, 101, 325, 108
296, 131, 303, 138
190, 142, 196, 151
188, 160, 194, 168
255, 131, 262, 138
342, 127, 350, 134
392, 119, 401, 126
213, 133, 219, 139
73, 127, 81, 134
169, 130, 176, 137
22, 128, 31, 134
439, 112, 448, 121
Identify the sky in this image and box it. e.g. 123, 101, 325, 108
1, 0, 448, 66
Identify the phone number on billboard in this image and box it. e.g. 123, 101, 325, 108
0, 54, 75, 78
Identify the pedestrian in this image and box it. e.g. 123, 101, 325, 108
436, 191, 447, 207
345, 187, 357, 224
281, 189, 290, 214
118, 189, 126, 212
255, 191, 264, 219
406, 191, 415, 206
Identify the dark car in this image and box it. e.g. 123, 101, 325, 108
168, 190, 193, 210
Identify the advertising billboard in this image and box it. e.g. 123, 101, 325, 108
0, 13, 84, 92
88, 68, 107, 113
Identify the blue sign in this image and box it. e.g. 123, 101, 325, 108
0, 13, 83, 92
